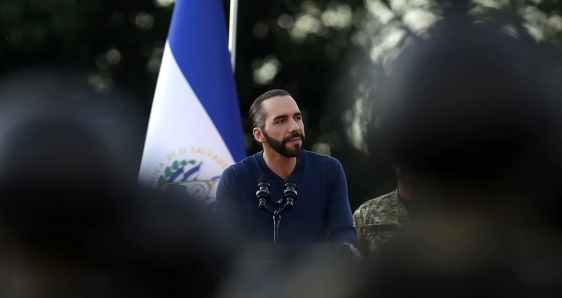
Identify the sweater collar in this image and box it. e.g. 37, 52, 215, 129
256, 150, 306, 181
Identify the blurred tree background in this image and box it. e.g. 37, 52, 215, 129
1, 0, 561, 210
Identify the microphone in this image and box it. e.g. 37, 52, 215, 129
283, 175, 297, 208
256, 174, 271, 209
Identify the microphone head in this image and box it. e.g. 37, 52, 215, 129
283, 175, 297, 205
284, 175, 297, 187
256, 174, 271, 205
258, 174, 270, 185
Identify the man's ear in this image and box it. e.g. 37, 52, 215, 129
253, 127, 265, 143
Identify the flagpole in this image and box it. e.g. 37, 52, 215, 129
228, 0, 239, 72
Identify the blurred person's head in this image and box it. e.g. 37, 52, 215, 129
0, 66, 236, 297
0, 66, 145, 182
356, 7, 562, 298
368, 11, 562, 210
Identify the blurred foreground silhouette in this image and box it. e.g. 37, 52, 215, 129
0, 67, 236, 297
357, 5, 562, 298
3, 5, 562, 295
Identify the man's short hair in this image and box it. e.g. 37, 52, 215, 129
249, 89, 291, 129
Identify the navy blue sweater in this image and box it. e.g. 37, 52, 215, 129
216, 151, 357, 245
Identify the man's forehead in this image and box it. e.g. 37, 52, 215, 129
263, 95, 300, 115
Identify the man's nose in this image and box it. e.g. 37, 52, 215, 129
288, 118, 300, 132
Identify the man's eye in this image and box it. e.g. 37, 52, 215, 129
277, 119, 285, 123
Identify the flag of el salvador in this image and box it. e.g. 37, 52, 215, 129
138, 0, 246, 205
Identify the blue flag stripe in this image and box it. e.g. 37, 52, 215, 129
182, 164, 201, 180
168, 0, 246, 162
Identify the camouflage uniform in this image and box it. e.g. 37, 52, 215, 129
353, 189, 410, 256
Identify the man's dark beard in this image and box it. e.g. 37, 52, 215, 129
262, 130, 305, 157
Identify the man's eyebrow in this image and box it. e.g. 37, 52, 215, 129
272, 112, 301, 122
272, 114, 288, 121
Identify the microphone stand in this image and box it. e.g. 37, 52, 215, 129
259, 200, 293, 242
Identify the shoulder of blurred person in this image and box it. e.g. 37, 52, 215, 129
353, 190, 409, 256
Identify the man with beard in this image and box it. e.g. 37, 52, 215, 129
216, 89, 357, 246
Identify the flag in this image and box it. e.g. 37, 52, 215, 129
137, 0, 246, 206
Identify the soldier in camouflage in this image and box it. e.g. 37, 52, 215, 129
353, 164, 425, 256
353, 189, 408, 256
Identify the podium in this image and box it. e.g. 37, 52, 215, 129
244, 241, 352, 260
231, 242, 355, 271
220, 242, 358, 298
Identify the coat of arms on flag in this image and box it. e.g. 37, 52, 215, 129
157, 159, 220, 202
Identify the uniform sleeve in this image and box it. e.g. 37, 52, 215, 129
353, 203, 369, 256
326, 159, 358, 246
215, 166, 242, 240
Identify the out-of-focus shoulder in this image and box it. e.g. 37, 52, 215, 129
354, 190, 397, 215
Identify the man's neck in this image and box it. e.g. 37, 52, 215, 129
397, 180, 416, 200
262, 148, 297, 179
